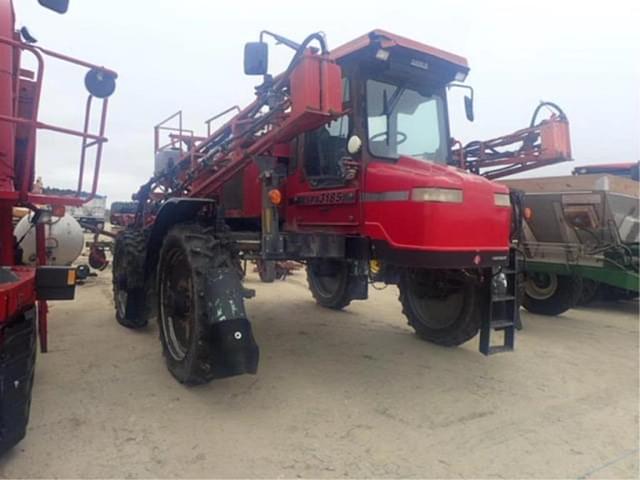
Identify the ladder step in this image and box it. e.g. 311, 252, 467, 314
490, 320, 514, 330
483, 345, 514, 355
492, 294, 516, 302
479, 247, 519, 355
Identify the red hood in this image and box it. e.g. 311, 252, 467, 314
363, 156, 512, 253
366, 155, 509, 194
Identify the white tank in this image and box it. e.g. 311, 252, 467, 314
14, 213, 85, 266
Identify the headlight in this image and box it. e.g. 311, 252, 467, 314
494, 193, 511, 207
412, 188, 463, 203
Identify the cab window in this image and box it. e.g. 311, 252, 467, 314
366, 79, 447, 163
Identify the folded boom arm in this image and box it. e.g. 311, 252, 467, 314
455, 102, 572, 179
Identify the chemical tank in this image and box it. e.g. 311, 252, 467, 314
14, 214, 84, 266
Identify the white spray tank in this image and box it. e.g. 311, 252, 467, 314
14, 213, 84, 266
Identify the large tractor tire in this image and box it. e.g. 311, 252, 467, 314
0, 307, 36, 455
307, 259, 356, 310
398, 269, 482, 346
523, 272, 582, 316
112, 229, 147, 329
157, 223, 258, 385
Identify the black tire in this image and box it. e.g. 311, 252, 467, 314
307, 259, 352, 310
275, 263, 288, 280
398, 269, 482, 346
112, 229, 147, 329
578, 279, 600, 305
523, 273, 582, 316
157, 223, 257, 385
257, 260, 276, 283
0, 307, 36, 455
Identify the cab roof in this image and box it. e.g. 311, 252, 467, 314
330, 29, 469, 71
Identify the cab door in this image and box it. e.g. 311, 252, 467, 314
284, 112, 361, 233
284, 76, 361, 234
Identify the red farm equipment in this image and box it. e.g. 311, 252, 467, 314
110, 201, 138, 228
113, 30, 571, 386
0, 0, 116, 454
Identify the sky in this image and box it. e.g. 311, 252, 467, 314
15, 0, 640, 206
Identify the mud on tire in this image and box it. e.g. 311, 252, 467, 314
157, 223, 257, 385
112, 228, 147, 328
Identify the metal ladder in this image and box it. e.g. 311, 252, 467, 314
479, 248, 521, 355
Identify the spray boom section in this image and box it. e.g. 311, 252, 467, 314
144, 33, 344, 210
454, 102, 572, 179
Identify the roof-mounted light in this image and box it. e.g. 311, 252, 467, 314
454, 70, 468, 82
375, 48, 390, 61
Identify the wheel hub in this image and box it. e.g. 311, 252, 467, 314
525, 272, 558, 300
405, 271, 466, 330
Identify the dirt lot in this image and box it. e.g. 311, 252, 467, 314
0, 266, 638, 478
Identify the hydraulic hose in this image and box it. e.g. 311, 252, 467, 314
529, 101, 567, 128
273, 32, 328, 90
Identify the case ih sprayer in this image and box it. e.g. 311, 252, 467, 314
113, 30, 571, 385
0, 0, 116, 453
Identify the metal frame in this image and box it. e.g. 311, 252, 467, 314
458, 117, 572, 180
525, 260, 639, 293
0, 36, 115, 206
137, 45, 343, 229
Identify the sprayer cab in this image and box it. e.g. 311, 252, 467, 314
269, 30, 513, 268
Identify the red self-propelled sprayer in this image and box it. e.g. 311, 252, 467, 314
113, 30, 571, 387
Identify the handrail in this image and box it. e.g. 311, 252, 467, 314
205, 105, 241, 136
154, 110, 183, 154
0, 35, 115, 206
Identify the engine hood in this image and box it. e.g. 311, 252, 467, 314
363, 156, 512, 258
365, 155, 509, 194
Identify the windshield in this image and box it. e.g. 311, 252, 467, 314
366, 79, 447, 163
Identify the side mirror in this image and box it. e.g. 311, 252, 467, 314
38, 0, 69, 14
244, 42, 268, 75
464, 95, 474, 122
347, 135, 362, 155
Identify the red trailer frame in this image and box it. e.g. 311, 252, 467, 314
0, 35, 116, 350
